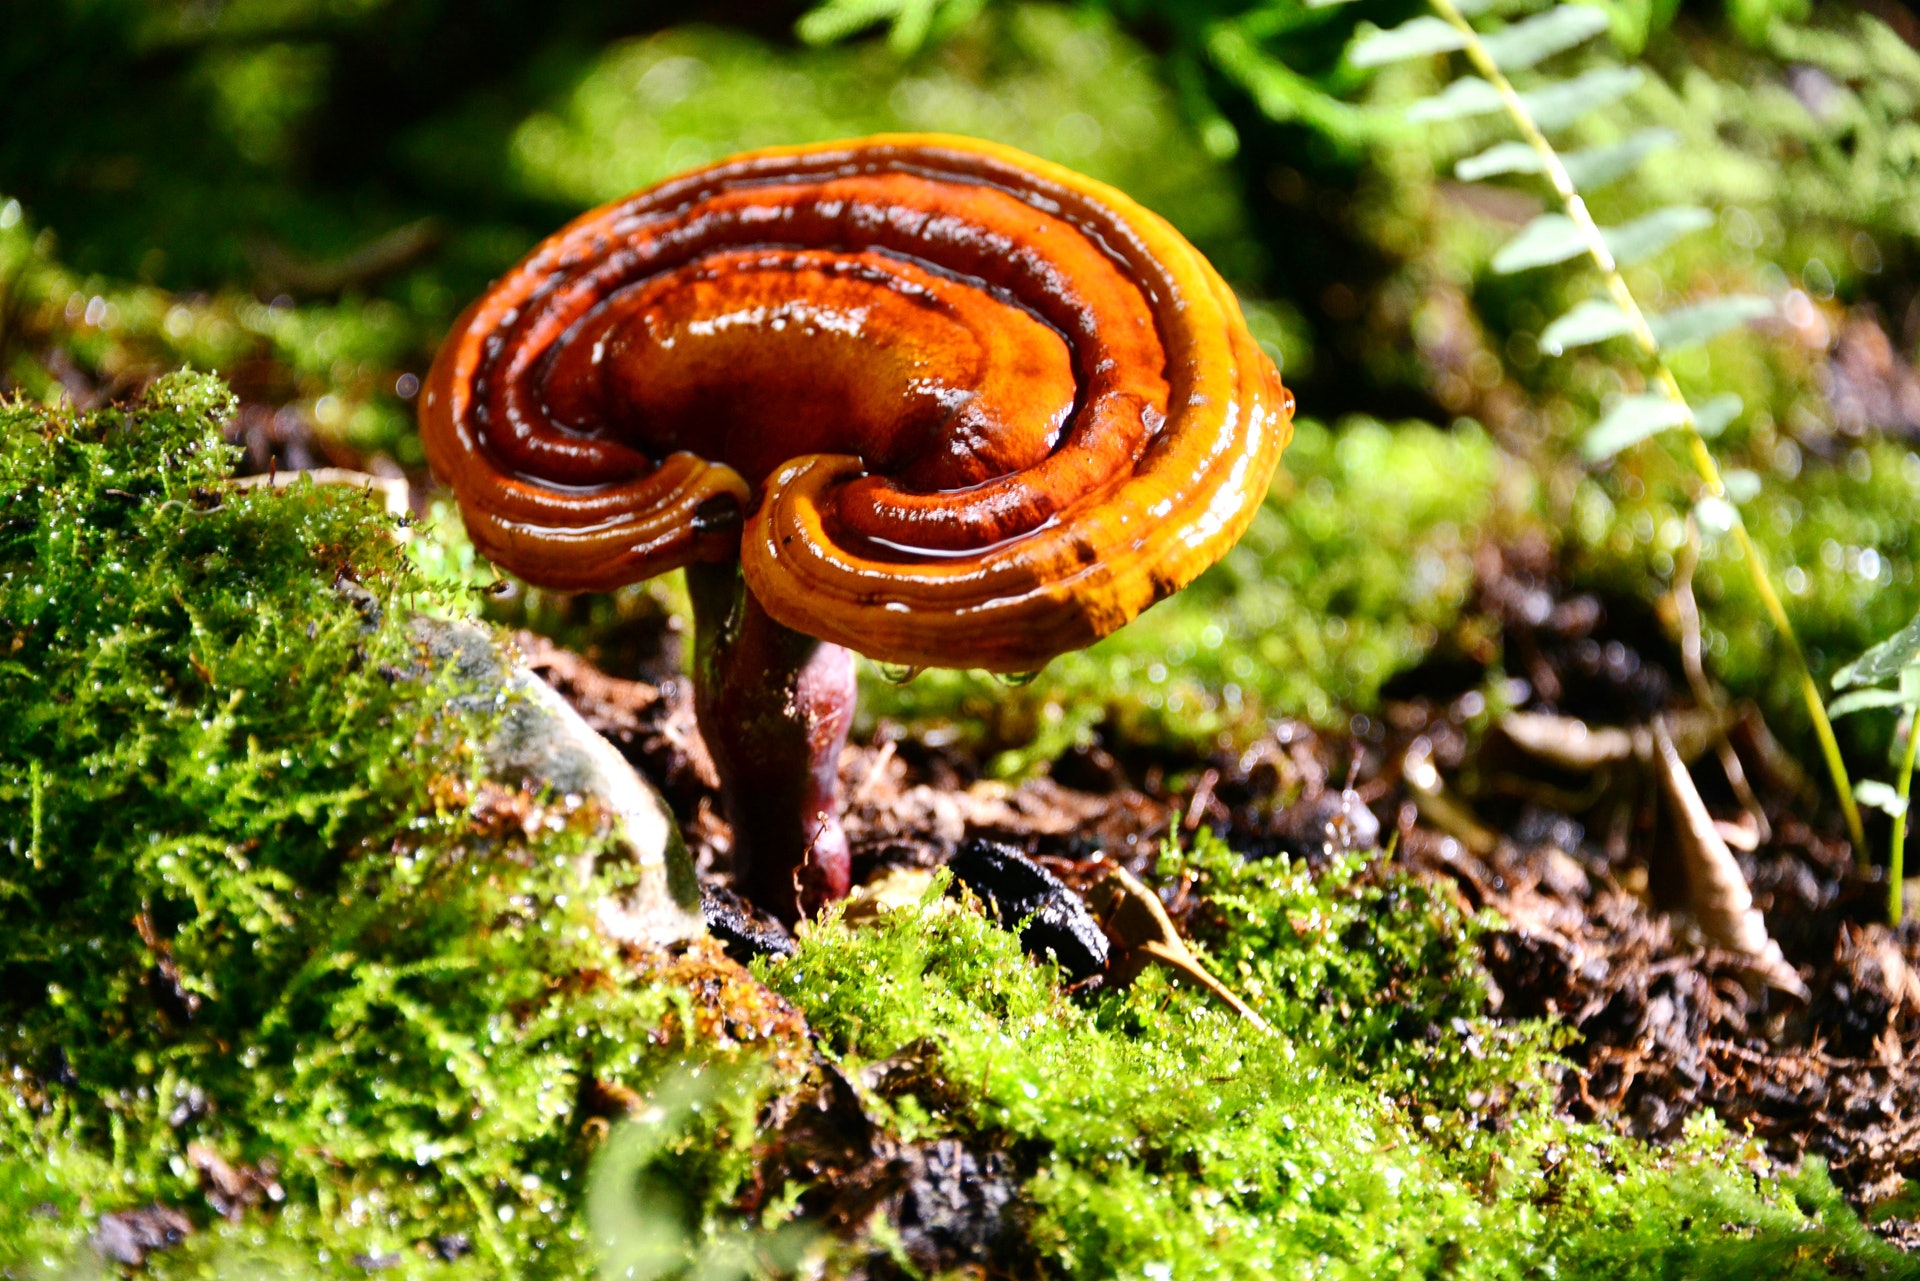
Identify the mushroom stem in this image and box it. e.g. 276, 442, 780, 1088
686, 561, 855, 924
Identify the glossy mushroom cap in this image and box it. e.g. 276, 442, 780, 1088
422, 134, 1293, 671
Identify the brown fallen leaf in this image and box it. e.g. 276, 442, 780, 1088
1094, 868, 1271, 1033
1651, 719, 1807, 998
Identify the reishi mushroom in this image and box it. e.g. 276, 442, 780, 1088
421, 134, 1293, 924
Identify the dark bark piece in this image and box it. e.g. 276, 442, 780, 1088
869, 1138, 1021, 1277
701, 885, 798, 964
947, 838, 1109, 982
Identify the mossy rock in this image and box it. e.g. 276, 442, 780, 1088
0, 374, 705, 1277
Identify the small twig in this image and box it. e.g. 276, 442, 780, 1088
1890, 712, 1916, 924
1671, 528, 1769, 844
851, 740, 897, 807
1182, 768, 1220, 832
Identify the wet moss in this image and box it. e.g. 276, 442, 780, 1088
604, 836, 1904, 1279
0, 376, 751, 1278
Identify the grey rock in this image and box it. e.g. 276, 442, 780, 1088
413, 616, 704, 946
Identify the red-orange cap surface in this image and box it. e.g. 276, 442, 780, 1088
421, 134, 1293, 672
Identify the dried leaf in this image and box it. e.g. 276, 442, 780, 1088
1652, 720, 1806, 996
1402, 737, 1501, 854
1499, 710, 1637, 768
1096, 868, 1271, 1032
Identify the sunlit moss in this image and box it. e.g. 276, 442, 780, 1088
0, 199, 424, 463
590, 832, 1902, 1279
0, 376, 710, 1279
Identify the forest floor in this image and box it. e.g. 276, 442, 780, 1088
521, 532, 1920, 1254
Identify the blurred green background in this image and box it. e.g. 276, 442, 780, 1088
5, 0, 1920, 763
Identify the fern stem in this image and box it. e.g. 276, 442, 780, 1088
1892, 714, 1916, 924
1426, 0, 1867, 858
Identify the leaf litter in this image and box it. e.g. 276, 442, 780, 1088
527, 522, 1920, 1254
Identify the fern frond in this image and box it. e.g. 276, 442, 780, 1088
1477, 5, 1611, 69
1383, 0, 1870, 855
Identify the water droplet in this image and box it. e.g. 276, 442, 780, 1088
995, 669, 1043, 687
875, 662, 922, 685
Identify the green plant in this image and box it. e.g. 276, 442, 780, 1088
1830, 611, 1920, 922
857, 414, 1504, 761
1341, 0, 1866, 854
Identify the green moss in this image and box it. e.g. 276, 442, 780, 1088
861, 416, 1506, 764
598, 835, 1903, 1279
0, 376, 703, 1279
